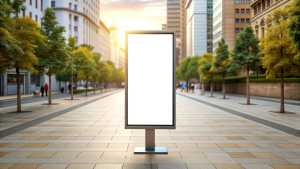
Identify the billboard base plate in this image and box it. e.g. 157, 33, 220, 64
134, 147, 168, 154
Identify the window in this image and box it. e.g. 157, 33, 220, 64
246, 9, 250, 13
241, 9, 245, 13
30, 12, 32, 18
236, 18, 239, 23
236, 0, 239, 3
35, 15, 38, 21
74, 26, 78, 32
83, 7, 85, 13
254, 6, 257, 15
75, 36, 78, 42
236, 28, 240, 33
8, 74, 24, 84
261, 27, 265, 37
246, 0, 250, 3
69, 3, 72, 9
51, 1, 55, 7
241, 18, 245, 23
241, 28, 244, 32
262, 0, 265, 10
69, 14, 71, 19
236, 9, 239, 13
69, 24, 71, 30
31, 75, 40, 87
74, 5, 77, 11
41, 0, 43, 11
74, 16, 78, 22
241, 0, 245, 3
258, 3, 261, 12
35, 0, 38, 8
267, 0, 270, 7
246, 18, 250, 23
30, 0, 32, 5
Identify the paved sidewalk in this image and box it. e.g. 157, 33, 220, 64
0, 90, 299, 169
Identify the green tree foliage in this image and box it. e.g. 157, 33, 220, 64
73, 47, 96, 96
91, 52, 101, 94
35, 7, 69, 104
97, 61, 110, 92
198, 53, 215, 96
288, 0, 300, 59
0, 0, 26, 75
260, 6, 300, 113
230, 25, 260, 104
213, 37, 230, 99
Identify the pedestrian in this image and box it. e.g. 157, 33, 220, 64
177, 82, 180, 90
191, 82, 195, 93
181, 82, 186, 92
40, 84, 45, 97
45, 83, 49, 96
68, 84, 71, 93
61, 86, 64, 93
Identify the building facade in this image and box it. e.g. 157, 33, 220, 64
51, 0, 100, 53
166, 0, 186, 61
99, 20, 111, 62
186, 0, 208, 57
250, 0, 291, 39
119, 48, 125, 71
109, 22, 121, 68
213, 0, 251, 53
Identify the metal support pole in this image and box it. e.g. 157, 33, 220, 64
145, 129, 155, 150
134, 129, 167, 154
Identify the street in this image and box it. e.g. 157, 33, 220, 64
0, 89, 299, 169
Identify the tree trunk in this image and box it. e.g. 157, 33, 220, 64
186, 81, 188, 92
16, 68, 21, 112
257, 70, 259, 78
101, 81, 102, 93
71, 73, 74, 100
201, 83, 205, 95
94, 80, 95, 94
222, 74, 225, 99
49, 75, 52, 104
75, 74, 78, 89
210, 76, 213, 97
85, 75, 88, 96
280, 67, 285, 113
246, 68, 250, 105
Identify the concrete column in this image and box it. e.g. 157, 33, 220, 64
26, 72, 31, 94
3, 73, 7, 96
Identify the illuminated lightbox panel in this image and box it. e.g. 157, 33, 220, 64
125, 31, 176, 129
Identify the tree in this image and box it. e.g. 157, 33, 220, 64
35, 7, 69, 104
67, 36, 76, 99
73, 47, 96, 96
97, 61, 110, 92
214, 37, 230, 99
0, 0, 25, 75
198, 53, 215, 97
5, 17, 44, 112
260, 6, 300, 113
230, 25, 260, 105
288, 0, 300, 60
91, 52, 101, 94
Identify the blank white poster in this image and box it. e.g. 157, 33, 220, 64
127, 34, 174, 125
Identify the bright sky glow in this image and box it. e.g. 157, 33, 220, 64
100, 0, 167, 48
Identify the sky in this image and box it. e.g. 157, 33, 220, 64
100, 0, 167, 48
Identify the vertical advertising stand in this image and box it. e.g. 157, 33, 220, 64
125, 31, 176, 154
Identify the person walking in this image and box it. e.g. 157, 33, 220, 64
45, 83, 49, 96
61, 86, 64, 93
40, 85, 45, 97
191, 82, 195, 93
68, 84, 71, 93
181, 82, 186, 92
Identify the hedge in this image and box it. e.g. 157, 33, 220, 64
73, 88, 106, 94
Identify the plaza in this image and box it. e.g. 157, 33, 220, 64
0, 89, 299, 169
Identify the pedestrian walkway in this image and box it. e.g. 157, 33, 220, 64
0, 90, 299, 169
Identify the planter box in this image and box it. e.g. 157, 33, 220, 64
33, 91, 40, 96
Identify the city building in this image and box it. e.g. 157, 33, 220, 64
176, 39, 181, 66
250, 0, 291, 39
99, 20, 111, 62
51, 0, 101, 53
166, 0, 186, 61
213, 0, 251, 53
109, 22, 121, 68
119, 48, 125, 71
185, 0, 208, 57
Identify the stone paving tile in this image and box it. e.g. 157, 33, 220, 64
1, 90, 300, 168
213, 164, 245, 169
10, 163, 41, 169
37, 164, 69, 169
66, 164, 95, 169
94, 164, 123, 169
0, 163, 14, 169
269, 164, 300, 169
